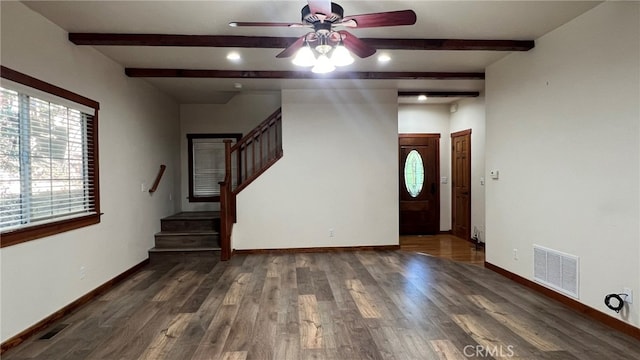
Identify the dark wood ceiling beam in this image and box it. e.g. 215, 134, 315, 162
69, 33, 534, 51
69, 34, 297, 48
398, 91, 480, 98
124, 68, 485, 80
373, 39, 534, 51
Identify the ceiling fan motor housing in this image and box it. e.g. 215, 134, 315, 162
301, 2, 345, 51
301, 2, 344, 24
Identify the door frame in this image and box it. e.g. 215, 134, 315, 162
399, 133, 441, 234
450, 129, 471, 240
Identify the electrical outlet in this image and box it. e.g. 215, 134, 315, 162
329, 228, 335, 237
513, 249, 519, 260
140, 182, 146, 192
80, 266, 86, 280
623, 287, 633, 304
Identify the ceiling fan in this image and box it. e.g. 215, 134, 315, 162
229, 0, 416, 72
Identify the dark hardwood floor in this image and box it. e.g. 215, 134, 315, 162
4, 249, 640, 359
399, 234, 485, 266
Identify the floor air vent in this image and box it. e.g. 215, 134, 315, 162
533, 245, 579, 298
38, 323, 69, 340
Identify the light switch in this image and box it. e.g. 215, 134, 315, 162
489, 170, 499, 179
480, 177, 485, 185
441, 177, 448, 184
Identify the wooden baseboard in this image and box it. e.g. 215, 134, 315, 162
0, 258, 150, 354
485, 261, 640, 341
233, 245, 400, 255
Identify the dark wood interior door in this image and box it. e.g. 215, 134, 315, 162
399, 134, 440, 235
451, 129, 471, 240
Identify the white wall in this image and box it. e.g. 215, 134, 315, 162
450, 96, 486, 241
232, 89, 399, 249
398, 104, 451, 231
0, 2, 180, 342
179, 93, 281, 211
486, 2, 640, 327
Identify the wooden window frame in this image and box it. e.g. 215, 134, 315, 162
187, 133, 241, 203
0, 66, 101, 248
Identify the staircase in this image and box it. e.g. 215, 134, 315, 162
148, 211, 221, 260
149, 108, 283, 262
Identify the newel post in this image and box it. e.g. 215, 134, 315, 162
219, 140, 233, 261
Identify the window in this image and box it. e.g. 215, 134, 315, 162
0, 66, 100, 247
403, 149, 425, 197
187, 134, 241, 202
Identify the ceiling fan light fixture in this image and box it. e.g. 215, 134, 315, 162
292, 43, 316, 67
312, 54, 335, 74
230, 2, 419, 72
330, 43, 354, 67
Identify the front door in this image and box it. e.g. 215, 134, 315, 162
399, 134, 440, 235
451, 129, 471, 240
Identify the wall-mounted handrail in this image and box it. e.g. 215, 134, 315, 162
148, 164, 166, 194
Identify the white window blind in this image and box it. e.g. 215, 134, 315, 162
192, 139, 226, 197
0, 86, 97, 231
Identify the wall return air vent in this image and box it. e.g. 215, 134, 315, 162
533, 245, 579, 299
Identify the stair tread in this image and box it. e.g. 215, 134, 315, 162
161, 211, 220, 221
155, 230, 219, 236
149, 247, 221, 252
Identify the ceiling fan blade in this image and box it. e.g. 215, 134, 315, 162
229, 21, 308, 28
276, 36, 305, 58
339, 31, 376, 58
341, 9, 417, 28
307, 0, 332, 16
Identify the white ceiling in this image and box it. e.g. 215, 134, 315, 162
24, 0, 601, 104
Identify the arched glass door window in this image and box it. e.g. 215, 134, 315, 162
403, 149, 424, 197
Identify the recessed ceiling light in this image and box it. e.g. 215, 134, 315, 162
226, 52, 241, 61
378, 54, 391, 63
234, 83, 243, 89
418, 95, 428, 101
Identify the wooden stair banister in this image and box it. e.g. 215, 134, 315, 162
232, 108, 283, 193
219, 108, 283, 261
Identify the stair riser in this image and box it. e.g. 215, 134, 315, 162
149, 250, 219, 262
161, 219, 218, 232
155, 236, 219, 248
